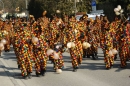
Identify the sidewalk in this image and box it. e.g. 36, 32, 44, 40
0, 51, 24, 86
0, 57, 17, 86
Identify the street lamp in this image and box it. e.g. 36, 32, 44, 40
25, 0, 29, 20
25, 0, 28, 10
74, 0, 80, 16
0, 0, 4, 13
74, 0, 76, 16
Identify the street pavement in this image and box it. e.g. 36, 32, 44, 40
0, 46, 130, 86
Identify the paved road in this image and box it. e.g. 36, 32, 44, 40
0, 46, 130, 86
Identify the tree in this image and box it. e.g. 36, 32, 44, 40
1, 0, 27, 13
28, 0, 92, 19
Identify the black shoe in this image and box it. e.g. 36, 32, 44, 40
41, 70, 46, 76
73, 68, 77, 72
120, 64, 127, 68
126, 58, 129, 61
83, 55, 86, 58
114, 56, 117, 60
24, 75, 28, 80
28, 73, 32, 79
94, 52, 98, 59
73, 66, 78, 72
87, 55, 90, 58
114, 54, 117, 60
92, 54, 96, 60
76, 66, 79, 69
110, 65, 113, 68
54, 69, 56, 72
61, 65, 64, 69
106, 67, 110, 70
95, 55, 98, 59
18, 65, 20, 69
36, 72, 41, 77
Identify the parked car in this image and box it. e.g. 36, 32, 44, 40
76, 10, 105, 21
